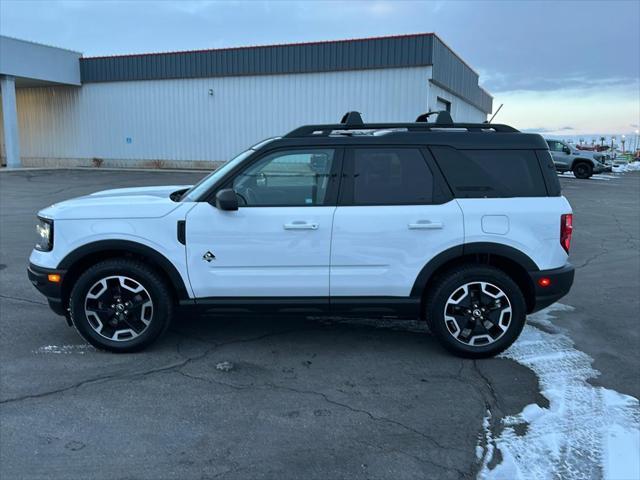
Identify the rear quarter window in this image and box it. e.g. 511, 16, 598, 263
430, 147, 548, 198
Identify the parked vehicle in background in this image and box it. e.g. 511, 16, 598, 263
28, 112, 575, 358
546, 139, 609, 178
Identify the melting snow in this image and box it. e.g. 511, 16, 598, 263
477, 304, 640, 480
34, 344, 96, 354
613, 161, 640, 173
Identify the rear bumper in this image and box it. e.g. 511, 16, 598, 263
528, 263, 575, 313
27, 263, 67, 316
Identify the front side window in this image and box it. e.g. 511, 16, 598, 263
547, 141, 564, 152
350, 148, 434, 205
232, 149, 335, 206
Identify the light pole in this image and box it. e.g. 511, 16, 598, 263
621, 135, 626, 154
611, 136, 616, 157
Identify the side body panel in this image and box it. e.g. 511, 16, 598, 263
456, 197, 572, 271
185, 202, 336, 298
330, 201, 464, 297
29, 203, 195, 297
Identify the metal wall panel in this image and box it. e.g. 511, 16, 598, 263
80, 35, 435, 82
431, 37, 492, 113
15, 67, 435, 163
78, 34, 491, 114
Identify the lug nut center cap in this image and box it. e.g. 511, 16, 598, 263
472, 309, 482, 317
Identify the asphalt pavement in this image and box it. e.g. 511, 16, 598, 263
0, 168, 638, 480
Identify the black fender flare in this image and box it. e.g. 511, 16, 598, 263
571, 158, 595, 169
57, 240, 190, 300
410, 242, 539, 297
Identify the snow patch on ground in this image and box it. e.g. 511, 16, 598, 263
34, 344, 96, 354
558, 172, 613, 181
477, 304, 640, 480
613, 161, 640, 173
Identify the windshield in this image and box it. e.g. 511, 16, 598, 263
181, 149, 254, 202
180, 137, 281, 202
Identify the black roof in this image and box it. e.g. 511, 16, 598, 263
263, 113, 548, 150
266, 131, 548, 151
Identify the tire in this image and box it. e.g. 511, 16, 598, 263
573, 162, 592, 179
425, 265, 526, 358
69, 258, 173, 353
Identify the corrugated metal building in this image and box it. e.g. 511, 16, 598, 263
1, 33, 493, 169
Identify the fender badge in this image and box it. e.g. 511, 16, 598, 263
203, 251, 216, 262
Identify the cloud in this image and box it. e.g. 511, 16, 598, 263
522, 126, 574, 134
484, 73, 638, 94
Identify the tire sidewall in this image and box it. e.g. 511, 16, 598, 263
70, 260, 171, 352
427, 267, 526, 358
573, 162, 592, 179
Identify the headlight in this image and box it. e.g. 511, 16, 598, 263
35, 217, 53, 252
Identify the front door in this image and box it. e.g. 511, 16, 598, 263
186, 148, 341, 299
548, 140, 570, 170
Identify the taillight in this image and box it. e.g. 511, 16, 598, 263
561, 214, 573, 253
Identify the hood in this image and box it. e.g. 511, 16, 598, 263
571, 148, 595, 156
38, 185, 192, 220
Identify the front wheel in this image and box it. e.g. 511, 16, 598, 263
425, 265, 526, 358
573, 162, 592, 179
69, 259, 173, 352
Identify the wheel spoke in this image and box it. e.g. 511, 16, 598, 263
443, 280, 512, 348
84, 275, 154, 343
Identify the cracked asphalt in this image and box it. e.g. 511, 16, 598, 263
1, 169, 638, 480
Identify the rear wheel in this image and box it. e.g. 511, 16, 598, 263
573, 162, 592, 179
425, 265, 526, 358
69, 259, 173, 352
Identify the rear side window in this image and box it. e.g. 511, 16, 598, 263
536, 150, 561, 196
350, 148, 434, 205
430, 147, 547, 198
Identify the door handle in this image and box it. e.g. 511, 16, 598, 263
284, 221, 319, 230
408, 220, 443, 230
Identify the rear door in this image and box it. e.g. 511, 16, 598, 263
330, 147, 464, 299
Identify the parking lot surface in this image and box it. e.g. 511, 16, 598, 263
1, 169, 638, 479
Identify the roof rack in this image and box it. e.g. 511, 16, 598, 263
285, 122, 518, 138
285, 111, 518, 137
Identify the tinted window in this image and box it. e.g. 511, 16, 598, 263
547, 141, 560, 152
351, 148, 434, 205
536, 150, 561, 196
431, 147, 547, 198
233, 149, 335, 206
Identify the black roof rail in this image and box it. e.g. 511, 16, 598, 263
284, 122, 519, 137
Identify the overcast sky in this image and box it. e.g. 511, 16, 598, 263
1, 0, 638, 137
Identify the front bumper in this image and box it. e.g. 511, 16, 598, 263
27, 263, 67, 316
593, 163, 607, 174
528, 263, 575, 312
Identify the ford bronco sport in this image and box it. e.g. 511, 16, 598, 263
28, 112, 575, 358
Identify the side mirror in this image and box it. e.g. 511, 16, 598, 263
215, 189, 239, 211
563, 147, 571, 154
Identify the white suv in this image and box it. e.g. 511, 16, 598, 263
28, 112, 575, 357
